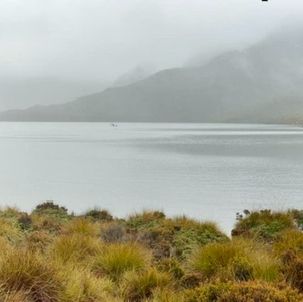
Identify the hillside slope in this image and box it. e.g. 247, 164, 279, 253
1, 28, 303, 123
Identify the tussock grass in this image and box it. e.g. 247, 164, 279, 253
0, 218, 24, 244
189, 239, 280, 282
61, 267, 114, 301
51, 233, 102, 265
184, 281, 303, 302
0, 290, 33, 302
121, 268, 171, 301
93, 243, 151, 280
0, 249, 64, 302
274, 229, 303, 257
0, 204, 302, 301
62, 218, 100, 237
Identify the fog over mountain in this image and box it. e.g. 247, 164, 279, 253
1, 26, 303, 123
0, 77, 107, 111
1, 0, 303, 113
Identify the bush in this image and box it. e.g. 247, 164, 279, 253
133, 214, 228, 259
17, 213, 32, 230
0, 249, 64, 302
121, 268, 171, 301
289, 209, 303, 230
232, 210, 295, 241
93, 243, 151, 280
101, 223, 127, 243
85, 208, 113, 222
32, 201, 69, 219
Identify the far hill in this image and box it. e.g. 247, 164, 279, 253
1, 27, 303, 123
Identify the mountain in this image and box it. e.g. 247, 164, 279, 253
0, 77, 106, 112
1, 27, 303, 123
112, 66, 154, 87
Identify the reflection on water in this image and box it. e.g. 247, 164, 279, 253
0, 122, 303, 233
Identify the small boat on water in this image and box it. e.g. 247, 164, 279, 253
111, 123, 118, 128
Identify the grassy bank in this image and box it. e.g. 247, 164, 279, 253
0, 202, 302, 301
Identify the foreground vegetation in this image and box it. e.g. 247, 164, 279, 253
0, 202, 302, 301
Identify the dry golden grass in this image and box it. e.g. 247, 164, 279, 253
93, 243, 151, 280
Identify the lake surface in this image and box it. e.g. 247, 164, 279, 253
1, 122, 303, 233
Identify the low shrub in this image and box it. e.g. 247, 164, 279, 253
93, 243, 151, 280
133, 214, 228, 259
85, 208, 113, 222
289, 209, 303, 230
17, 213, 32, 230
32, 201, 69, 219
101, 223, 128, 243
232, 210, 295, 241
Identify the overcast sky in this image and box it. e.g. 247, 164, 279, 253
0, 0, 302, 82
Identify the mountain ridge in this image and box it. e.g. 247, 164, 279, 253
1, 27, 303, 123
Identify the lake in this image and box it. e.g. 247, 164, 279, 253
1, 122, 303, 233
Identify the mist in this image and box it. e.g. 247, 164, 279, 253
0, 0, 303, 110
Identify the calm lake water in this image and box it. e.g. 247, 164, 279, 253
1, 122, 303, 233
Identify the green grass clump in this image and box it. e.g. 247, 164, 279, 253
121, 268, 171, 301
189, 239, 280, 282
274, 229, 303, 257
127, 211, 166, 229
93, 243, 151, 280
169, 217, 228, 258
51, 234, 102, 265
62, 218, 100, 237
232, 210, 295, 241
62, 267, 115, 301
0, 217, 24, 244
